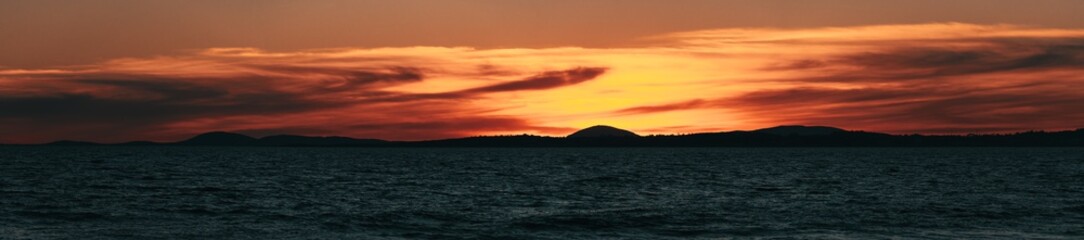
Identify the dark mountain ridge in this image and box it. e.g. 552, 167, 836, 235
258, 135, 386, 147
752, 125, 845, 136
16, 125, 1084, 147
174, 132, 386, 147
567, 125, 640, 138
179, 132, 258, 146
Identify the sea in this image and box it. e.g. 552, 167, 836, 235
0, 147, 1081, 239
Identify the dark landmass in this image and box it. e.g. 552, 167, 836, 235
9, 125, 1084, 147
117, 141, 165, 146
178, 132, 386, 147
42, 140, 102, 146
179, 132, 258, 146
258, 135, 386, 147
752, 125, 845, 136
567, 125, 640, 138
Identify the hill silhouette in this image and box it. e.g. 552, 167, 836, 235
753, 125, 845, 136
258, 135, 385, 147
172, 132, 386, 147
180, 132, 258, 146
567, 125, 640, 138
43, 140, 101, 146
25, 125, 1084, 147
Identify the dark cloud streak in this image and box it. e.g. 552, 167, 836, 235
615, 38, 1084, 134
367, 67, 608, 103
615, 99, 709, 115
0, 65, 605, 143
461, 67, 607, 93
770, 41, 1084, 83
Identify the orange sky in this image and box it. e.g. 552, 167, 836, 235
2, 1, 1084, 143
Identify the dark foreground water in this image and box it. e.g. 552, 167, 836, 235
1, 147, 1082, 239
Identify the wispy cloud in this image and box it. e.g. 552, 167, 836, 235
0, 50, 608, 142
2, 23, 1083, 142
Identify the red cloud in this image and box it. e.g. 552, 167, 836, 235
461, 67, 607, 93
611, 39, 1084, 134
615, 99, 710, 115
0, 65, 605, 143
3, 23, 1084, 143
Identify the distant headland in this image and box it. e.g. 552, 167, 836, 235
8, 125, 1084, 147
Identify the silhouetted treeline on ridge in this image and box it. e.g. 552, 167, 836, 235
10, 125, 1084, 147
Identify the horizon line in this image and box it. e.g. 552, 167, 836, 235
8, 125, 1084, 145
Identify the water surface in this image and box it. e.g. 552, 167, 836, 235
1, 147, 1082, 239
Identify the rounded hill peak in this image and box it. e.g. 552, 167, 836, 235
753, 125, 845, 136
567, 125, 640, 138
180, 131, 257, 145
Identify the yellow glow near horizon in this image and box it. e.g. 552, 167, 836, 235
3, 23, 1084, 143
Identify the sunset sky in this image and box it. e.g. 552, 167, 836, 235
2, 0, 1084, 143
